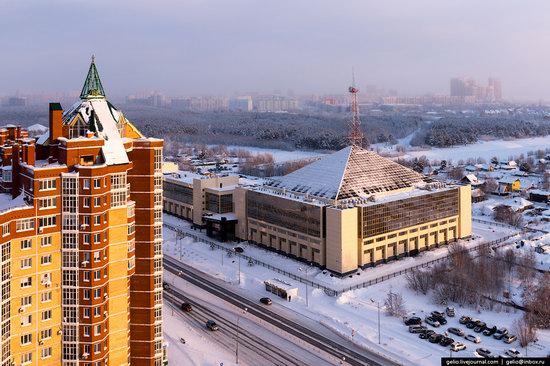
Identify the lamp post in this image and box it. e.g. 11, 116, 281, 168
371, 299, 381, 344
298, 264, 312, 307
236, 307, 247, 364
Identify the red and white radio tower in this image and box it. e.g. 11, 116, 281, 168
348, 70, 364, 146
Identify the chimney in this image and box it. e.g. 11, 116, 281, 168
12, 144, 20, 199
23, 144, 35, 166
49, 103, 63, 142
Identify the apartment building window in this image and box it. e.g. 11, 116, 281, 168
154, 258, 162, 272
21, 352, 32, 365
154, 148, 162, 171
94, 233, 100, 244
41, 346, 52, 359
154, 225, 162, 240
39, 178, 56, 191
17, 219, 34, 232
41, 292, 52, 303
83, 289, 90, 300
127, 223, 135, 235
21, 314, 32, 326
40, 197, 57, 209
40, 329, 52, 340
21, 258, 32, 269
39, 215, 56, 229
41, 310, 52, 321
84, 326, 90, 337
154, 209, 162, 223
93, 252, 100, 262
94, 324, 101, 336
20, 239, 32, 250
84, 308, 90, 318
94, 270, 101, 281
2, 223, 9, 236
41, 273, 51, 285
94, 197, 101, 207
154, 192, 162, 206
94, 215, 101, 226
40, 236, 52, 247
94, 343, 101, 354
93, 288, 101, 299
41, 255, 52, 265
2, 169, 12, 183
127, 204, 135, 217
21, 277, 32, 288
20, 295, 32, 307
128, 257, 135, 270
83, 179, 90, 190
83, 197, 90, 207
82, 252, 90, 263
111, 191, 126, 207
83, 215, 90, 226
83, 271, 90, 282
94, 307, 100, 317
93, 179, 101, 189
21, 333, 32, 345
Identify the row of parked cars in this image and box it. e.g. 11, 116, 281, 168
403, 308, 522, 358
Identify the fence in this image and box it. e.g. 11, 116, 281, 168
164, 222, 518, 297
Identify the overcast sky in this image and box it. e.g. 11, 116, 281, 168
1, 0, 550, 101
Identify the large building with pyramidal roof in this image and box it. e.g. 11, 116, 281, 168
164, 144, 472, 275
0, 58, 165, 366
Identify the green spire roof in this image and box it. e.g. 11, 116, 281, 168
80, 55, 106, 99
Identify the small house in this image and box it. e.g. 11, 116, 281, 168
529, 189, 550, 203
497, 177, 520, 194
461, 174, 484, 187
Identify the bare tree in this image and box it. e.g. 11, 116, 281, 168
483, 178, 498, 194
406, 269, 431, 295
384, 290, 407, 317
448, 167, 464, 180
513, 318, 537, 348
525, 273, 550, 329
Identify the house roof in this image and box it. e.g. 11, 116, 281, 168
80, 56, 106, 99
499, 177, 520, 184
264, 145, 424, 201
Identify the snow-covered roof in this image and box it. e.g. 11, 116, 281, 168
264, 145, 424, 201
499, 177, 520, 184
529, 189, 550, 196
27, 123, 48, 132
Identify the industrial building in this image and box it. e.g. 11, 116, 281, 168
0, 58, 164, 366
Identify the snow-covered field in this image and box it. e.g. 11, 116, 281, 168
163, 214, 549, 365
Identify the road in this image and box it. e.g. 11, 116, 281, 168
164, 255, 397, 366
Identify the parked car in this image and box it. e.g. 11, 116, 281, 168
459, 315, 471, 324
431, 311, 446, 318
409, 325, 428, 333
446, 306, 456, 317
448, 327, 465, 337
493, 328, 508, 340
503, 334, 517, 344
179, 337, 186, 344
260, 297, 272, 305
434, 316, 447, 325
465, 334, 481, 343
483, 326, 497, 336
404, 316, 422, 326
419, 330, 435, 339
429, 334, 444, 343
206, 320, 219, 331
474, 322, 487, 333
451, 342, 467, 351
425, 317, 441, 327
440, 337, 455, 347
234, 247, 244, 253
505, 348, 521, 358
180, 302, 192, 312
466, 320, 480, 329
163, 282, 170, 290
476, 348, 492, 358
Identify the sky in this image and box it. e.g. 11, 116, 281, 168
1, 0, 550, 101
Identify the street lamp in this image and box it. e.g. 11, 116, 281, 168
370, 299, 381, 344
236, 307, 247, 364
233, 248, 241, 285
298, 264, 312, 307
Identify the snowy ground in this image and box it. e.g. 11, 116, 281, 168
163, 214, 549, 365
222, 145, 327, 163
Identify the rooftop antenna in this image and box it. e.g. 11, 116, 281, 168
348, 68, 364, 146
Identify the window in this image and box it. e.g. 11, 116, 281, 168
93, 252, 100, 262
94, 307, 100, 317
21, 333, 32, 345
83, 271, 90, 282
41, 273, 51, 285
94, 324, 101, 336
40, 328, 52, 340
93, 288, 101, 299
2, 223, 9, 236
39, 178, 56, 191
2, 169, 12, 183
128, 223, 135, 235
21, 277, 32, 288
17, 219, 34, 232
40, 236, 52, 247
94, 233, 100, 244
84, 289, 90, 300
83, 179, 90, 190
21, 258, 32, 269
41, 347, 52, 359
41, 292, 52, 302
21, 295, 32, 307
154, 148, 162, 171
94, 270, 101, 281
21, 352, 32, 365
21, 314, 32, 326
94, 215, 101, 226
83, 234, 90, 245
39, 215, 56, 228
94, 343, 101, 354
94, 197, 101, 207
40, 197, 57, 209
20, 239, 32, 250
83, 197, 90, 207
83, 216, 90, 226
41, 255, 52, 265
93, 179, 101, 189
84, 326, 90, 337
84, 308, 90, 318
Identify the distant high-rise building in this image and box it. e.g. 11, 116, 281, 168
450, 78, 476, 97
228, 96, 253, 111
488, 78, 502, 100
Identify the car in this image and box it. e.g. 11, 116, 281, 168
465, 334, 481, 343
451, 342, 467, 351
180, 302, 192, 312
404, 316, 422, 326
206, 320, 219, 331
409, 325, 428, 333
434, 316, 448, 325
493, 328, 508, 340
425, 317, 441, 327
234, 247, 244, 253
483, 326, 497, 336
179, 337, 186, 344
429, 334, 444, 343
466, 320, 480, 329
419, 330, 436, 339
431, 311, 446, 318
446, 307, 456, 317
474, 322, 487, 333
260, 297, 272, 305
448, 327, 465, 337
505, 348, 521, 358
459, 315, 471, 324
162, 282, 170, 290
476, 348, 492, 358
503, 334, 517, 344
440, 337, 455, 347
